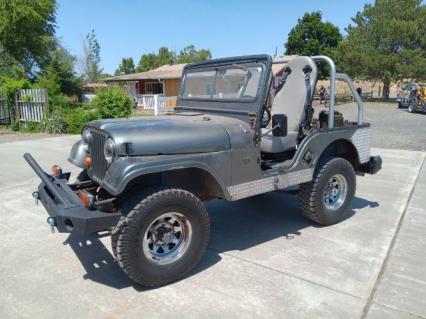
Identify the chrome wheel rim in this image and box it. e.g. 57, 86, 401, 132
323, 174, 347, 210
142, 212, 192, 265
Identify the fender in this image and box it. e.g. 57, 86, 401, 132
285, 123, 371, 173
99, 150, 232, 198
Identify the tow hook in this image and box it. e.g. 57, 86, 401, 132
32, 191, 40, 205
47, 217, 56, 233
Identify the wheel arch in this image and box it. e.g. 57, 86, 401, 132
317, 138, 361, 170
123, 167, 227, 201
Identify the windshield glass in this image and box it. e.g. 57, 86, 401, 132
181, 65, 263, 101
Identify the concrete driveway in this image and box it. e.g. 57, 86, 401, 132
0, 135, 425, 319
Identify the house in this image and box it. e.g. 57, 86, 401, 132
82, 82, 108, 103
104, 64, 185, 110
104, 56, 295, 111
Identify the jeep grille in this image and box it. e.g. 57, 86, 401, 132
89, 130, 108, 181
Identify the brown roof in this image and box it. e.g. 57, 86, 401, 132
82, 82, 107, 88
104, 56, 298, 82
104, 64, 187, 82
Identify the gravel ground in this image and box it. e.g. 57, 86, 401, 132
317, 102, 426, 151
0, 127, 63, 144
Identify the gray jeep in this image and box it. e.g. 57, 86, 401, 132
25, 55, 381, 287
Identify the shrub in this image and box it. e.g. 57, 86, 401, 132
38, 112, 67, 134
90, 86, 132, 119
19, 121, 40, 133
10, 120, 20, 131
63, 105, 100, 134
0, 77, 30, 108
49, 93, 75, 110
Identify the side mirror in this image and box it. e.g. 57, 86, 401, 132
272, 114, 287, 137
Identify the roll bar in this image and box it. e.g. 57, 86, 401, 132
336, 72, 364, 125
272, 55, 364, 128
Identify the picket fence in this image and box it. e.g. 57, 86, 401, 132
15, 89, 49, 122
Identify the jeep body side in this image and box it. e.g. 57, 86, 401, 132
25, 54, 381, 286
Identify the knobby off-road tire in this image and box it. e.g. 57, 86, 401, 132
299, 157, 356, 225
408, 101, 416, 113
111, 186, 210, 287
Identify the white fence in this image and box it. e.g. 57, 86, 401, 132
16, 89, 48, 122
136, 94, 157, 109
135, 94, 177, 115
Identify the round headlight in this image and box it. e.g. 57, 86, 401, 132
104, 138, 116, 164
82, 128, 92, 143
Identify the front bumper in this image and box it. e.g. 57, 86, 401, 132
24, 153, 121, 234
397, 97, 410, 106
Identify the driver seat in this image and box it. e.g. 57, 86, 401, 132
261, 56, 318, 153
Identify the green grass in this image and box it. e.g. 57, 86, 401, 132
129, 113, 150, 117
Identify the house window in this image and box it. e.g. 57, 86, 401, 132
145, 82, 163, 94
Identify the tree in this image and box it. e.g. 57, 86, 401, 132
336, 0, 426, 98
44, 41, 82, 96
136, 45, 211, 72
285, 12, 342, 58
157, 47, 176, 66
82, 29, 103, 82
0, 0, 57, 77
136, 47, 175, 72
177, 45, 211, 63
115, 57, 135, 75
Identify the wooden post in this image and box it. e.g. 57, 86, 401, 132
14, 92, 20, 123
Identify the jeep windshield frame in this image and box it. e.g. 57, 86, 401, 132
175, 55, 272, 119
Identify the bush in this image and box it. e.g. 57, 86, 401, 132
0, 77, 30, 108
10, 120, 20, 131
63, 105, 100, 134
90, 86, 132, 119
19, 121, 40, 133
38, 112, 67, 134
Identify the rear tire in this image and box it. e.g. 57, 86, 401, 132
111, 186, 210, 287
299, 157, 356, 225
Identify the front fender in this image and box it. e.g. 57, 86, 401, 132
68, 140, 88, 168
100, 151, 232, 197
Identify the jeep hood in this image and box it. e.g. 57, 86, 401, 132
87, 115, 232, 156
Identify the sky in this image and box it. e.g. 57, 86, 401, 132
56, 0, 374, 74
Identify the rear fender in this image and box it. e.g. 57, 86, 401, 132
288, 125, 371, 173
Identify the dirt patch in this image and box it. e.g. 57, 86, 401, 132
0, 127, 64, 144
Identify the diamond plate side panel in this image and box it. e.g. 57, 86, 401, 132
227, 176, 277, 201
278, 168, 314, 188
351, 127, 371, 164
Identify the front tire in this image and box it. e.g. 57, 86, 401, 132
299, 157, 356, 225
112, 187, 210, 287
